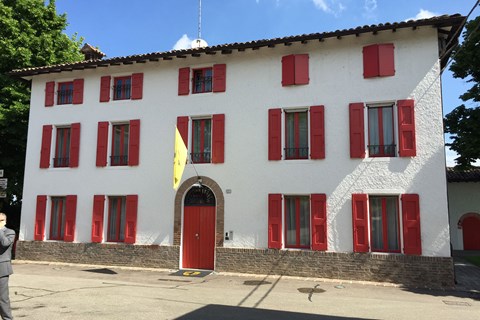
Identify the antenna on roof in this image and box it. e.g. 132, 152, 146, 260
191, 0, 208, 48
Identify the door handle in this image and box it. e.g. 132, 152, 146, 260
195, 233, 199, 239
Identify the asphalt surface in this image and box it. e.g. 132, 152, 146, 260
9, 260, 480, 320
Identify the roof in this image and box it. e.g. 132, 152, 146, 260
447, 167, 480, 183
9, 14, 465, 78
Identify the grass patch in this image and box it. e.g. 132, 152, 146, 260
465, 256, 480, 268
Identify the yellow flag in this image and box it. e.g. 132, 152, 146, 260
173, 127, 188, 190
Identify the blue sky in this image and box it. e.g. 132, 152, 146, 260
55, 0, 479, 166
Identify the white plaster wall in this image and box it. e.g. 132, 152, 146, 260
20, 26, 450, 256
448, 182, 480, 250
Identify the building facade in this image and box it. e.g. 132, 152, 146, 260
12, 15, 464, 288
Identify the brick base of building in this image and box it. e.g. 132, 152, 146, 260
16, 242, 454, 289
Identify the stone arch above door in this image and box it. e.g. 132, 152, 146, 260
174, 176, 224, 247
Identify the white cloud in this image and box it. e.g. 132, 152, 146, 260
173, 34, 192, 50
312, 0, 331, 13
406, 9, 438, 21
364, 0, 377, 12
312, 0, 346, 16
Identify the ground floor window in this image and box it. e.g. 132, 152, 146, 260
369, 196, 400, 253
49, 197, 66, 240
285, 196, 310, 248
107, 196, 126, 242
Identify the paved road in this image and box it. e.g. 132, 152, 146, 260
9, 261, 480, 320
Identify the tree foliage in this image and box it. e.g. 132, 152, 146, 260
0, 0, 84, 206
444, 16, 480, 169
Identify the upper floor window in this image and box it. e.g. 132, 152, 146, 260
57, 82, 73, 105
363, 43, 395, 78
111, 124, 130, 166
99, 73, 143, 102
192, 118, 212, 163
367, 105, 395, 157
54, 127, 71, 168
193, 68, 213, 93
40, 123, 81, 169
282, 54, 309, 86
95, 120, 140, 167
285, 111, 309, 159
113, 76, 131, 100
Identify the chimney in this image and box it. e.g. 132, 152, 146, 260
80, 43, 106, 60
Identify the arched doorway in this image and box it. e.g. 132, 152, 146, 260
182, 185, 216, 270
459, 213, 480, 250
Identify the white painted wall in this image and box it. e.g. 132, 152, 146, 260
20, 26, 450, 257
448, 182, 480, 250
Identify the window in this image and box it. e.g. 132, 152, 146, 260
349, 100, 416, 158
282, 54, 309, 86
100, 73, 143, 102
363, 43, 395, 78
193, 68, 212, 93
54, 127, 71, 167
368, 105, 395, 157
49, 197, 66, 240
57, 82, 73, 105
268, 106, 324, 161
352, 193, 421, 255
268, 194, 327, 251
111, 124, 130, 166
285, 111, 309, 159
369, 196, 400, 252
107, 196, 127, 242
113, 76, 131, 100
192, 119, 212, 163
285, 196, 310, 248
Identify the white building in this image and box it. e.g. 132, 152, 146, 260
12, 15, 464, 288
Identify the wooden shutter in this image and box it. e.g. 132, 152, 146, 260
96, 121, 109, 167
282, 55, 295, 86
401, 194, 421, 255
212, 114, 225, 163
40, 125, 52, 168
378, 43, 395, 76
294, 54, 309, 85
92, 195, 105, 243
34, 195, 47, 241
311, 194, 327, 251
124, 195, 138, 244
131, 73, 144, 100
397, 99, 416, 157
213, 64, 226, 92
64, 195, 77, 242
100, 76, 111, 102
128, 119, 140, 166
45, 81, 55, 107
69, 123, 81, 168
268, 194, 283, 249
178, 67, 190, 95
310, 105, 325, 159
352, 194, 369, 252
349, 103, 365, 158
177, 116, 189, 147
363, 44, 379, 78
268, 108, 282, 160
72, 79, 84, 104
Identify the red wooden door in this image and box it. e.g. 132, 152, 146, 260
463, 216, 480, 250
182, 206, 216, 270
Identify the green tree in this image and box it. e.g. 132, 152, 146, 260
0, 0, 84, 209
444, 16, 480, 169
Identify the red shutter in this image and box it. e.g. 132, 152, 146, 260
213, 64, 226, 92
397, 99, 416, 157
128, 119, 140, 166
69, 123, 81, 167
92, 195, 105, 243
177, 116, 189, 147
294, 54, 309, 85
310, 105, 325, 159
96, 121, 109, 167
268, 108, 282, 160
282, 55, 295, 86
45, 81, 55, 107
378, 43, 395, 76
124, 195, 138, 244
178, 67, 190, 95
64, 195, 77, 242
72, 79, 84, 104
311, 194, 327, 251
131, 73, 144, 100
212, 114, 225, 163
34, 195, 47, 241
363, 44, 379, 78
268, 194, 283, 249
349, 103, 365, 158
40, 125, 52, 168
401, 194, 421, 255
352, 194, 369, 253
100, 76, 111, 102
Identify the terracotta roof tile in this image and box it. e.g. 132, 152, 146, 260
447, 167, 480, 182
